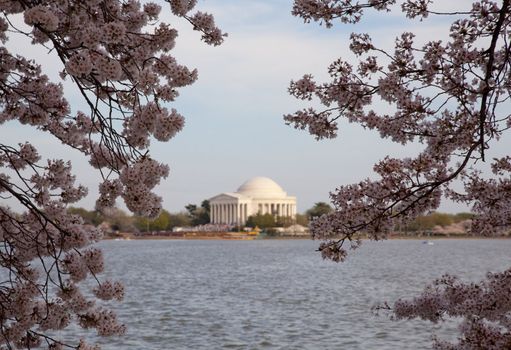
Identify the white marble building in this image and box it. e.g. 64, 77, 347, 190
209, 177, 297, 225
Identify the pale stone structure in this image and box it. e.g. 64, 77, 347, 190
209, 177, 297, 225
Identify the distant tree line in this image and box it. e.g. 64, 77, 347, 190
69, 200, 473, 236
399, 212, 474, 233
68, 200, 211, 235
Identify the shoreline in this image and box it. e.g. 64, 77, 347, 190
104, 232, 511, 241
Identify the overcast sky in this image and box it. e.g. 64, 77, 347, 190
6, 0, 506, 214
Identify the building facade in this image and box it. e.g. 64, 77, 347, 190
209, 177, 297, 225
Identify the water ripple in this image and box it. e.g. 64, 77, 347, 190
60, 239, 511, 349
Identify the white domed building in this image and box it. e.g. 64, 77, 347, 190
209, 177, 297, 225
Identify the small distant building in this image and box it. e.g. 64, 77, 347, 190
209, 177, 297, 226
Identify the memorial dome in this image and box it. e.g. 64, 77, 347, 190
236, 177, 287, 198
209, 176, 296, 225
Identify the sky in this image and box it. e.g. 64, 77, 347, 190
4, 0, 506, 214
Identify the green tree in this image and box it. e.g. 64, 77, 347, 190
103, 208, 134, 232
275, 216, 294, 227
405, 212, 457, 232
201, 199, 210, 212
134, 210, 171, 232
246, 213, 276, 229
152, 210, 171, 231
185, 200, 210, 225
295, 213, 309, 226
68, 207, 104, 226
429, 212, 453, 227
306, 202, 333, 219
185, 204, 197, 215
168, 212, 192, 229
133, 216, 150, 232
453, 212, 474, 222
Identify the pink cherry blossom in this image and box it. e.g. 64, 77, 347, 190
288, 0, 511, 347
0, 0, 223, 348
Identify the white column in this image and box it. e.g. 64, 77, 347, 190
211, 204, 215, 223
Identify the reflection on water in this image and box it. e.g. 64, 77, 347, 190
63, 239, 511, 349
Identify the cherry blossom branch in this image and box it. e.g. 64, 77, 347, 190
287, 0, 511, 347
0, 1, 224, 348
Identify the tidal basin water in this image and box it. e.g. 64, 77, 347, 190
75, 239, 511, 349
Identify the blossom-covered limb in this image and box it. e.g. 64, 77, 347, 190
0, 0, 223, 348
288, 1, 511, 347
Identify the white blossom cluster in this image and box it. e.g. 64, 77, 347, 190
392, 269, 511, 349
292, 0, 395, 27
288, 0, 511, 347
0, 0, 223, 348
168, 0, 226, 45
119, 157, 170, 217
288, 0, 511, 246
24, 5, 59, 32
123, 102, 185, 148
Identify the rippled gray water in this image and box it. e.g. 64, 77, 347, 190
68, 239, 511, 349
